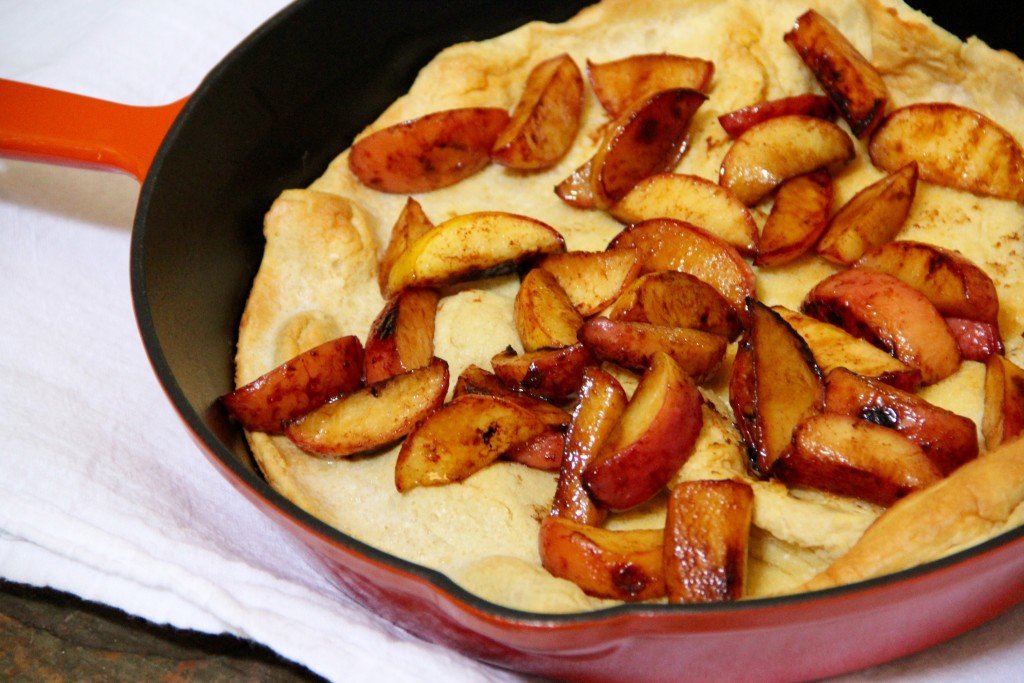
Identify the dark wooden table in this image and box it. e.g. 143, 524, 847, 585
0, 579, 326, 682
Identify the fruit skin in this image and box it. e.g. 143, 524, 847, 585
222, 335, 365, 434
718, 93, 836, 138
784, 9, 890, 138
349, 107, 510, 193
491, 343, 595, 401
363, 287, 439, 384
801, 268, 962, 386
538, 515, 666, 602
608, 270, 742, 341
587, 53, 714, 118
492, 53, 584, 170
983, 355, 1024, 451
537, 248, 641, 318
663, 479, 754, 604
869, 102, 1024, 202
582, 352, 704, 511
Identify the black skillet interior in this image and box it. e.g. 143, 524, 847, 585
130, 0, 1020, 612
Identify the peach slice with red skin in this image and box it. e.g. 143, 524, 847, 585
452, 364, 571, 431
363, 287, 439, 384
587, 53, 714, 118
349, 107, 510, 193
285, 357, 449, 458
823, 367, 978, 475
394, 393, 548, 492
784, 9, 890, 138
983, 354, 1024, 451
663, 479, 754, 603
583, 351, 704, 511
869, 102, 1024, 202
222, 335, 364, 434
538, 515, 666, 602
718, 93, 836, 138
608, 270, 742, 340
492, 53, 584, 170
491, 343, 595, 401
775, 413, 942, 507
801, 269, 962, 385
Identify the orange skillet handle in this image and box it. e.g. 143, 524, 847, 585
0, 78, 187, 181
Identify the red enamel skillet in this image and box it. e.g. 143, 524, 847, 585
1, 1, 1022, 681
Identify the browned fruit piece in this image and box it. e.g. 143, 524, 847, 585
748, 299, 825, 475
348, 107, 510, 193
755, 170, 833, 267
537, 248, 641, 317
492, 53, 584, 170
983, 354, 1024, 450
578, 317, 727, 382
608, 270, 742, 340
802, 269, 962, 385
869, 102, 1024, 202
776, 413, 943, 506
816, 162, 918, 265
945, 318, 1004, 362
583, 352, 704, 510
491, 343, 595, 401
378, 197, 434, 295
854, 240, 1001, 326
453, 364, 571, 430
823, 367, 979, 475
784, 9, 889, 137
539, 515, 666, 602
285, 357, 449, 458
222, 335, 364, 434
515, 267, 584, 352
663, 479, 754, 603
589, 88, 707, 208
551, 366, 627, 525
772, 306, 922, 392
587, 53, 714, 118
385, 211, 565, 296
554, 157, 597, 209
728, 337, 759, 452
364, 287, 439, 384
503, 430, 565, 472
608, 218, 757, 320
719, 115, 854, 206
394, 393, 548, 492
610, 173, 759, 254
718, 93, 836, 138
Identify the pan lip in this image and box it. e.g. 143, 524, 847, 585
127, 0, 1024, 636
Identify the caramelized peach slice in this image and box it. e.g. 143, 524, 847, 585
823, 367, 978, 475
378, 197, 434, 295
539, 516, 665, 602
718, 93, 836, 138
776, 413, 942, 507
537, 248, 641, 317
551, 366, 627, 525
364, 287, 439, 384
755, 170, 833, 267
983, 355, 1024, 450
816, 162, 918, 265
945, 318, 1004, 362
802, 269, 962, 385
514, 267, 584, 352
385, 211, 565, 296
349, 107, 510, 193
784, 9, 889, 137
453, 364, 571, 430
491, 343, 595, 401
588, 53, 714, 118
395, 393, 547, 492
583, 352, 704, 510
719, 115, 854, 206
869, 103, 1024, 202
663, 479, 754, 603
608, 270, 742, 340
285, 357, 448, 458
610, 173, 759, 254
222, 335, 364, 433
492, 53, 584, 170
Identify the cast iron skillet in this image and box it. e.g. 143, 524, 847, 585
2, 1, 1023, 680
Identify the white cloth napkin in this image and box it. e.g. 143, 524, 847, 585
0, 2, 1022, 682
